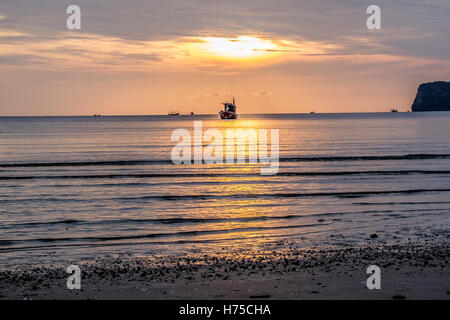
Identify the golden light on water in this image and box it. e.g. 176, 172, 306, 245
196, 36, 278, 59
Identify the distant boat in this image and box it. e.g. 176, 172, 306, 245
391, 108, 398, 113
93, 114, 101, 117
310, 111, 315, 114
219, 98, 238, 120
168, 111, 180, 116
190, 112, 194, 115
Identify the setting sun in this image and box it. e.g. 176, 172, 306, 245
198, 36, 278, 58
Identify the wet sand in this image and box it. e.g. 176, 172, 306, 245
0, 239, 448, 300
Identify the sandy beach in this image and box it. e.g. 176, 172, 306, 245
1, 237, 448, 300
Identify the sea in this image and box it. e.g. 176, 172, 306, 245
1, 113, 449, 266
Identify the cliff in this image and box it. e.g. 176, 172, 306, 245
411, 81, 450, 112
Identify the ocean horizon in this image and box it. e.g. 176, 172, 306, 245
0, 111, 446, 118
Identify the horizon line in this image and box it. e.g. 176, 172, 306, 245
0, 111, 420, 117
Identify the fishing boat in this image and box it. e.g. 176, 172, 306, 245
168, 111, 180, 116
219, 98, 238, 120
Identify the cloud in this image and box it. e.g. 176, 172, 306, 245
0, 32, 179, 71
0, 30, 348, 73
122, 53, 161, 62
0, 0, 449, 71
253, 91, 272, 96
1, 0, 449, 59
0, 54, 46, 65
189, 92, 228, 99
0, 29, 30, 38
0, 0, 449, 115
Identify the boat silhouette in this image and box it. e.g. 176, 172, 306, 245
219, 98, 238, 119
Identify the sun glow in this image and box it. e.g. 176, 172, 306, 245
199, 36, 278, 59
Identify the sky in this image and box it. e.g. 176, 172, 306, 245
0, 0, 449, 116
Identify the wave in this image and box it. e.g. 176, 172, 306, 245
1, 153, 449, 168
3, 207, 448, 248
353, 201, 450, 206
280, 154, 450, 162
0, 160, 170, 168
279, 170, 450, 176
4, 208, 449, 230
1, 170, 450, 180
1, 188, 449, 204
0, 229, 327, 254
0, 221, 331, 247
117, 188, 450, 201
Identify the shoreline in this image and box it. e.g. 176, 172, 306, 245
1, 239, 448, 300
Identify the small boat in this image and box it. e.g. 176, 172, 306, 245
190, 112, 194, 115
219, 98, 238, 120
310, 111, 315, 114
168, 111, 180, 116
391, 109, 398, 113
